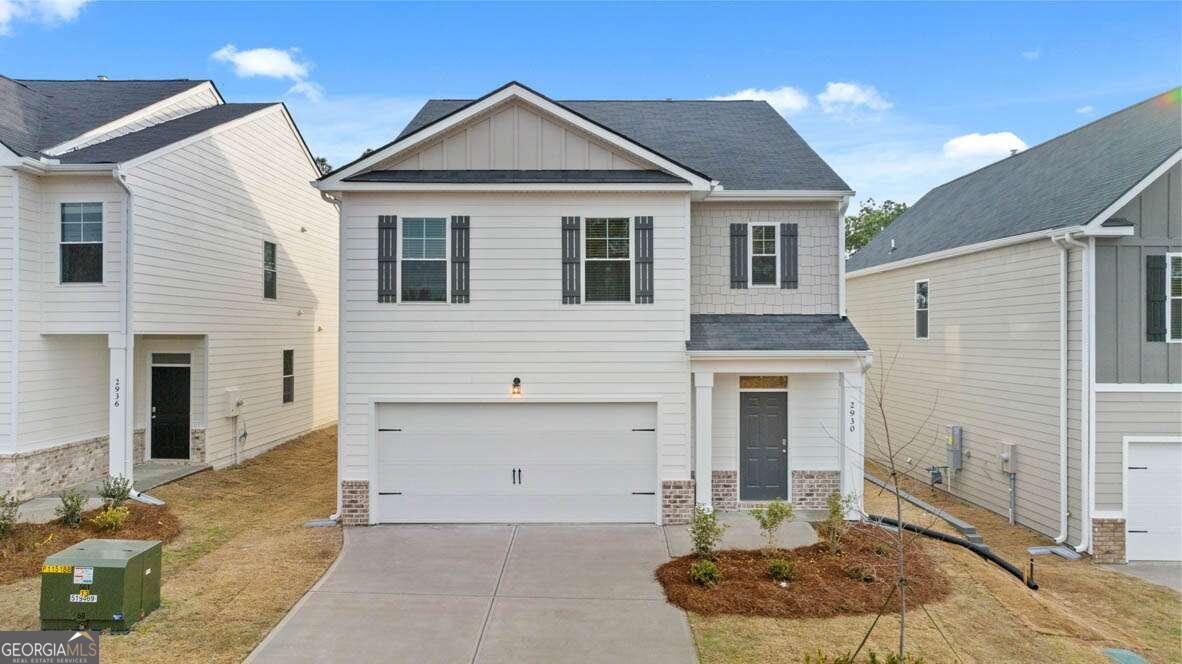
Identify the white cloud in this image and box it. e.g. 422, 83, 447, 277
1076, 105, 1095, 115
284, 95, 426, 167
816, 82, 892, 114
0, 0, 90, 35
286, 80, 324, 103
1021, 48, 1041, 61
210, 44, 324, 101
941, 131, 1027, 160
710, 86, 810, 115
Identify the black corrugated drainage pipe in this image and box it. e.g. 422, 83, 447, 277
868, 514, 1038, 590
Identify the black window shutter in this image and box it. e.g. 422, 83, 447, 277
378, 215, 397, 303
1147, 254, 1166, 342
781, 223, 798, 289
451, 216, 470, 303
634, 216, 654, 304
729, 223, 748, 288
562, 217, 581, 304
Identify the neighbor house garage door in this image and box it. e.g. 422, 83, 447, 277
1126, 440, 1182, 561
375, 402, 658, 523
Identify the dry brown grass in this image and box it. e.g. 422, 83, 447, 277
689, 466, 1182, 664
0, 426, 343, 664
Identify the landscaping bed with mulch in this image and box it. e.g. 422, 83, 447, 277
0, 503, 181, 584
657, 523, 951, 618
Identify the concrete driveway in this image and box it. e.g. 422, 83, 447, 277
249, 525, 696, 664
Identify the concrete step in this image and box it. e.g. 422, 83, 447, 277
16, 461, 210, 524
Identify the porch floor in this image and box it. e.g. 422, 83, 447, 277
16, 460, 210, 524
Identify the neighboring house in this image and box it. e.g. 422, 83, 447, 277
316, 81, 869, 526
846, 89, 1181, 563
0, 77, 338, 501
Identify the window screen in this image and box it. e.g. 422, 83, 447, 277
61, 202, 103, 283
751, 225, 777, 286
401, 218, 447, 302
584, 218, 631, 302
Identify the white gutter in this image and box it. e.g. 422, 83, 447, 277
686, 350, 872, 360
1061, 233, 1090, 553
1049, 233, 1076, 544
701, 189, 855, 202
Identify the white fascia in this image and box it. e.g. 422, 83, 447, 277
700, 189, 855, 202
1081, 149, 1180, 234
322, 181, 699, 193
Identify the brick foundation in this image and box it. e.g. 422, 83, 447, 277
662, 479, 696, 525
711, 470, 737, 512
133, 429, 146, 463
0, 436, 109, 501
791, 470, 841, 510
340, 480, 370, 526
190, 429, 206, 463
1092, 518, 1126, 564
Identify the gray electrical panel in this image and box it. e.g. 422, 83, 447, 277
1000, 442, 1016, 473
947, 425, 963, 470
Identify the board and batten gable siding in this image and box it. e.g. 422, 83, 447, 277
125, 105, 338, 467
51, 85, 222, 154
376, 102, 647, 171
1095, 163, 1182, 383
846, 238, 1085, 539
691, 203, 840, 314
339, 191, 692, 482
0, 170, 14, 453
1094, 391, 1182, 513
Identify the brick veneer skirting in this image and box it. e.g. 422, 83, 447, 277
0, 436, 109, 501
1092, 518, 1126, 564
340, 480, 370, 526
662, 479, 695, 525
711, 470, 737, 512
791, 470, 841, 510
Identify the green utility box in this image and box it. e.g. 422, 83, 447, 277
40, 539, 162, 632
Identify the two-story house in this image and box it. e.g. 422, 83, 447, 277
846, 89, 1181, 563
0, 77, 338, 501
316, 82, 869, 526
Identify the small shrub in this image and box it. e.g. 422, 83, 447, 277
90, 505, 130, 532
0, 492, 19, 537
688, 505, 729, 559
802, 652, 925, 664
872, 542, 892, 558
868, 652, 926, 664
689, 558, 721, 587
55, 489, 86, 527
97, 475, 132, 507
842, 563, 876, 583
749, 498, 793, 551
817, 492, 856, 555
767, 557, 796, 583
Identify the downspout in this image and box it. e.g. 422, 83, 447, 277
10, 168, 20, 455
322, 189, 343, 522
1049, 234, 1071, 543
1061, 233, 1090, 553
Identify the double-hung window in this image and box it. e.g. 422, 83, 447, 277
1168, 253, 1181, 343
401, 218, 447, 302
263, 241, 277, 299
915, 279, 930, 339
282, 349, 294, 403
750, 224, 777, 286
584, 218, 631, 302
61, 202, 103, 283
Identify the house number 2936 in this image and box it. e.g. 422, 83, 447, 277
112, 378, 121, 408
848, 400, 856, 433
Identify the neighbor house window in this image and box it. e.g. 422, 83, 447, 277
750, 224, 777, 286
263, 241, 277, 299
401, 218, 447, 302
60, 202, 103, 283
282, 349, 294, 403
1169, 253, 1182, 343
915, 279, 929, 339
584, 218, 631, 302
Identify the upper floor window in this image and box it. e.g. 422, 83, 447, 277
1168, 253, 1181, 343
585, 218, 631, 302
401, 218, 447, 302
915, 279, 929, 339
263, 241, 277, 299
282, 349, 294, 403
750, 224, 777, 286
60, 202, 103, 283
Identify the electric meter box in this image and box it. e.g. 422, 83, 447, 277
40, 539, 161, 632
947, 425, 963, 470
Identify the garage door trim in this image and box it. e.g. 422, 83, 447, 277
1119, 435, 1182, 561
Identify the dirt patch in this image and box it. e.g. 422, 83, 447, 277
0, 504, 182, 585
658, 523, 951, 619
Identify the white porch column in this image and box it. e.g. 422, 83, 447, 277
693, 371, 714, 509
839, 368, 865, 518
108, 333, 134, 481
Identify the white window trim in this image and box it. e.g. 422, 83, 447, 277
398, 217, 451, 305
748, 223, 779, 288
1167, 252, 1181, 343
580, 216, 635, 304
59, 201, 104, 285
914, 278, 930, 340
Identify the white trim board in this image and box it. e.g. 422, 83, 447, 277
847, 226, 1087, 279
1083, 150, 1182, 232
1095, 383, 1182, 393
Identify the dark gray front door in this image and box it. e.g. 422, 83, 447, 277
151, 366, 190, 459
739, 392, 788, 501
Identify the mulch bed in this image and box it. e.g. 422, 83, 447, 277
0, 503, 182, 585
656, 523, 952, 618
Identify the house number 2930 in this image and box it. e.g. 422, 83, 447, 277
848, 400, 857, 433
112, 378, 121, 408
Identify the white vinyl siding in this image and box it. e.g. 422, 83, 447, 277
1093, 390, 1182, 512
133, 335, 207, 435
0, 170, 14, 453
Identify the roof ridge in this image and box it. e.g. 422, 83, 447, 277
425, 97, 765, 103
15, 78, 207, 83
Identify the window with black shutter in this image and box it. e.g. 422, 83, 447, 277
1147, 255, 1166, 342
378, 215, 397, 302
634, 216, 653, 303
451, 216, 470, 303
729, 223, 748, 288
61, 202, 103, 283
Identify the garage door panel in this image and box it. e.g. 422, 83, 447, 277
1127, 441, 1182, 562
378, 493, 654, 523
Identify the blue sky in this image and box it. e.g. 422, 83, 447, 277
2, 1, 1179, 205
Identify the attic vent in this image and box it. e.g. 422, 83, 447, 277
890, 238, 896, 251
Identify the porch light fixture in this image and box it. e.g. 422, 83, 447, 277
511, 377, 522, 397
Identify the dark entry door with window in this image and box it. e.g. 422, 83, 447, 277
151, 366, 190, 459
740, 392, 788, 500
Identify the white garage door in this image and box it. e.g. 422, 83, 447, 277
375, 402, 658, 523
1126, 440, 1182, 561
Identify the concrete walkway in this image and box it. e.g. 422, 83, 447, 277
249, 525, 697, 664
663, 511, 817, 556
1099, 561, 1182, 593
16, 461, 209, 523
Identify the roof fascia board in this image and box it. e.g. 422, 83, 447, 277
324, 181, 697, 193
318, 83, 714, 190
847, 225, 1088, 279
687, 350, 869, 359
274, 103, 322, 175
701, 189, 854, 202
118, 104, 282, 171
12, 158, 117, 176
1082, 149, 1181, 232
42, 81, 219, 156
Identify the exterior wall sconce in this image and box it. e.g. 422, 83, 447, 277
511, 377, 522, 397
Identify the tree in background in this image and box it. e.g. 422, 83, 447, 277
845, 199, 908, 254
314, 157, 332, 175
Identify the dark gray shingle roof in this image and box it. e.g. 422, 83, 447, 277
344, 169, 687, 184
58, 103, 275, 164
0, 78, 209, 157
847, 88, 1182, 273
687, 314, 869, 352
388, 95, 849, 191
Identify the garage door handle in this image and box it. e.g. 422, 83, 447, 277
632, 491, 655, 495
1128, 530, 1149, 534
632, 428, 655, 432
1127, 466, 1148, 470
